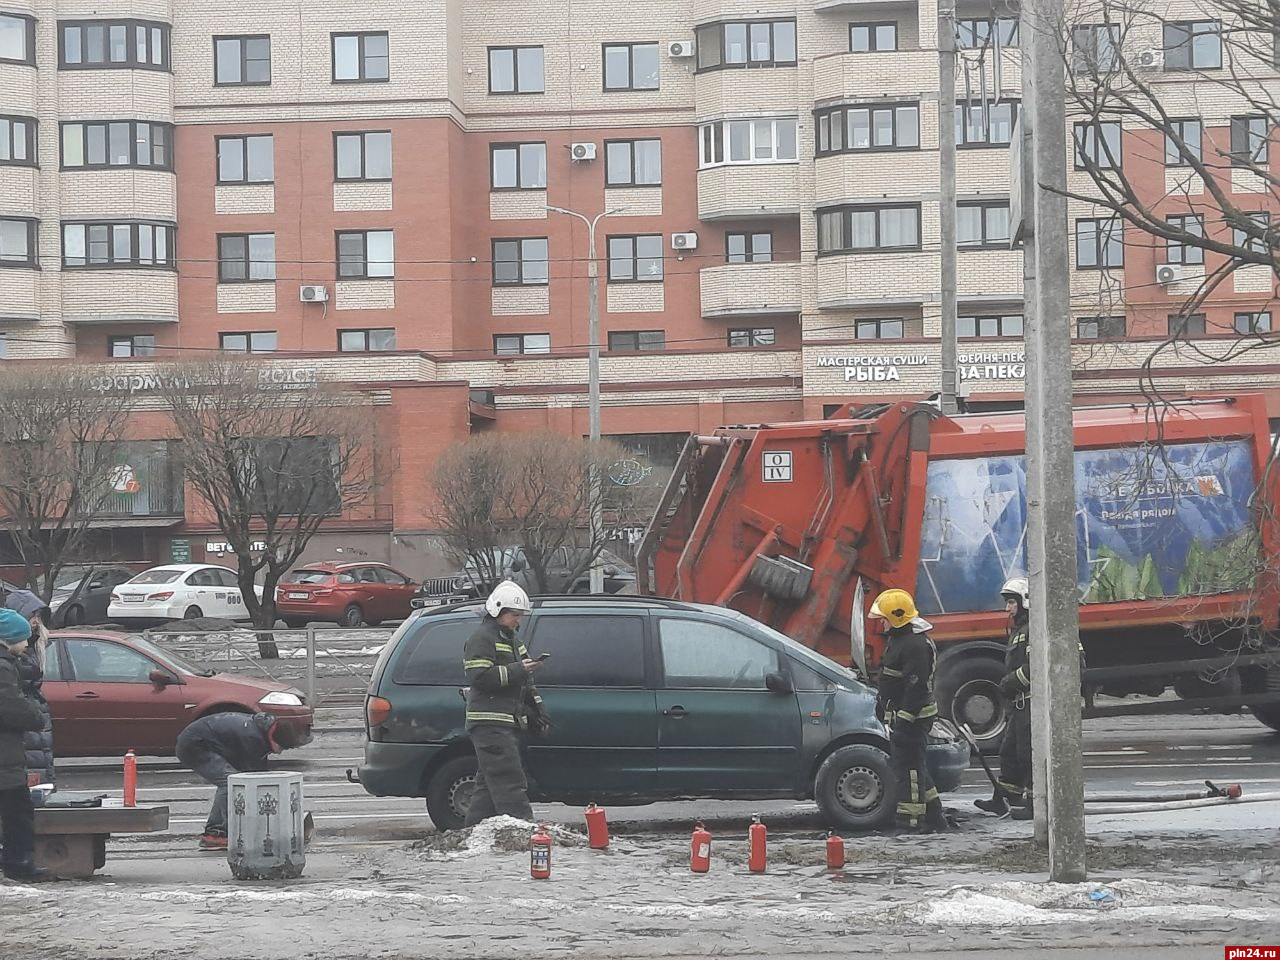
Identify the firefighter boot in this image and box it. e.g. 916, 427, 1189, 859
921, 799, 950, 833
974, 790, 1009, 816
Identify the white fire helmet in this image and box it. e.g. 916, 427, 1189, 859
1000, 576, 1030, 609
485, 580, 533, 618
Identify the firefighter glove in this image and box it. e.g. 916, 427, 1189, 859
999, 673, 1020, 697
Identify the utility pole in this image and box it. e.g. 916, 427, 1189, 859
546, 203, 626, 594
1021, 0, 1086, 881
938, 0, 959, 414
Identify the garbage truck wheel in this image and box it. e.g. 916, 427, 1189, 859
1251, 702, 1280, 732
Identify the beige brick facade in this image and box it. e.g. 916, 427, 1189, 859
698, 163, 800, 219
334, 279, 395, 310
490, 191, 548, 220
60, 271, 179, 324
59, 171, 177, 221
605, 187, 662, 217
491, 285, 550, 316
214, 185, 275, 215
216, 283, 277, 313
606, 282, 665, 313
0, 271, 40, 322
700, 262, 802, 317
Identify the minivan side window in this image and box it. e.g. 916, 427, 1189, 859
392, 619, 472, 685
657, 618, 779, 689
789, 658, 835, 692
525, 614, 645, 687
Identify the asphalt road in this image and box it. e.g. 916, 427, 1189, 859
54, 707, 1280, 853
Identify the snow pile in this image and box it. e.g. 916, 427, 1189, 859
139, 888, 467, 906
410, 816, 593, 860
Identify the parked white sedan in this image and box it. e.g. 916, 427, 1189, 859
107, 564, 261, 623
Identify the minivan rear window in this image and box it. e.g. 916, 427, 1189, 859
392, 619, 472, 685
284, 570, 332, 584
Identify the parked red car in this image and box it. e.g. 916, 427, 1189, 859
41, 630, 313, 757
274, 561, 418, 628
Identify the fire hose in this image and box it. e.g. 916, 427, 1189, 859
1083, 791, 1280, 815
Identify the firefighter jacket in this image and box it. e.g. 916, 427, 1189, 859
1001, 614, 1031, 705
876, 621, 938, 726
463, 616, 545, 730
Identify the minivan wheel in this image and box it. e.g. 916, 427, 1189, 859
814, 743, 896, 831
425, 755, 478, 831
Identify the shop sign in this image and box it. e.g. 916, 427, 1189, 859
815, 350, 1027, 383
205, 540, 267, 554
169, 539, 191, 563
91, 366, 318, 394
957, 350, 1026, 382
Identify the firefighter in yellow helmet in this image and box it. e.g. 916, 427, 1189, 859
871, 588, 948, 833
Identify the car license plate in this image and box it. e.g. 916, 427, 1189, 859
121, 595, 144, 603
287, 592, 309, 600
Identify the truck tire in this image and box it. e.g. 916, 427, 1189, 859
813, 743, 896, 831
425, 755, 478, 831
1251, 703, 1280, 733
936, 655, 1006, 754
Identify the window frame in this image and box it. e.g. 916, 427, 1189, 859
725, 231, 773, 263
957, 16, 1019, 48
1164, 118, 1202, 167
694, 19, 798, 72
698, 118, 800, 168
335, 229, 395, 280
1230, 115, 1269, 167
219, 330, 278, 354
0, 14, 35, 66
332, 130, 392, 182
491, 237, 550, 287
0, 115, 37, 168
606, 233, 664, 283
212, 34, 271, 86
728, 327, 777, 347
955, 98, 1019, 147
1167, 313, 1206, 337
215, 134, 274, 184
601, 41, 660, 91
61, 220, 176, 270
493, 333, 552, 356
331, 31, 389, 83
854, 317, 906, 340
815, 102, 920, 156
849, 22, 898, 52
1072, 120, 1122, 170
337, 328, 397, 352
489, 141, 547, 191
604, 138, 662, 186
60, 120, 174, 172
59, 19, 171, 71
108, 334, 156, 358
1163, 20, 1222, 71
1074, 216, 1124, 269
957, 200, 1012, 250
816, 203, 923, 256
1165, 214, 1205, 265
487, 45, 545, 94
958, 313, 1023, 338
1070, 23, 1120, 73
0, 217, 38, 269
1231, 211, 1269, 254
217, 232, 277, 284
607, 329, 667, 352
1234, 311, 1272, 335
1076, 315, 1126, 340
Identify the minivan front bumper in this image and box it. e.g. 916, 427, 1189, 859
925, 723, 971, 793
357, 740, 442, 797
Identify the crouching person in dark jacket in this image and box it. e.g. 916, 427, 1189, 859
16, 630, 54, 790
175, 712, 307, 851
0, 609, 47, 880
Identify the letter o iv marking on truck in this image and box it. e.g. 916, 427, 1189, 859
763, 451, 793, 482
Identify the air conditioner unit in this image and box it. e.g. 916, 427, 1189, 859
667, 40, 695, 59
570, 142, 597, 161
671, 231, 699, 250
299, 284, 329, 303
1155, 263, 1183, 285
1137, 48, 1164, 69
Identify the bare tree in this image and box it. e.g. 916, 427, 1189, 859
155, 360, 384, 652
0, 365, 132, 600
431, 432, 635, 594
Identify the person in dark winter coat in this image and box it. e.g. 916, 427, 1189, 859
0, 609, 47, 881
175, 712, 307, 850
16, 629, 54, 789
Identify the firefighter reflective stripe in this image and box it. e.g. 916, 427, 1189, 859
466, 711, 517, 724
881, 666, 904, 678
464, 658, 495, 670
532, 694, 544, 705
899, 769, 926, 815
498, 665, 509, 686
1015, 667, 1030, 687
517, 644, 529, 657
494, 642, 515, 655
895, 702, 938, 723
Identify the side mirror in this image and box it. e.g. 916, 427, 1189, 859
149, 669, 174, 687
765, 671, 793, 694
510, 557, 526, 573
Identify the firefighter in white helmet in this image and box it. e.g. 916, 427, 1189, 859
975, 576, 1034, 819
461, 580, 551, 826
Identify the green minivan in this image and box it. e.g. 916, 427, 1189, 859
356, 597, 969, 830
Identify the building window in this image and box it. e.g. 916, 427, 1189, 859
0, 218, 37, 268
607, 235, 663, 282
488, 45, 544, 94
490, 142, 546, 190
1164, 118, 1201, 166
216, 134, 273, 184
492, 238, 549, 286
855, 318, 905, 339
218, 233, 276, 282
1168, 314, 1206, 336
698, 118, 799, 167
958, 17, 1018, 47
850, 23, 897, 52
339, 328, 396, 352
816, 103, 919, 155
726, 232, 772, 263
61, 121, 173, 171
1164, 20, 1221, 70
336, 230, 394, 279
1232, 212, 1269, 254
0, 334, 6, 359
956, 100, 1018, 146
0, 116, 36, 167
493, 333, 551, 355
1075, 217, 1123, 268
695, 20, 796, 71
959, 314, 1023, 338
334, 131, 391, 181
817, 204, 921, 255
1230, 116, 1268, 167
332, 31, 389, 82
0, 14, 35, 65
1070, 24, 1120, 73
608, 330, 666, 351
728, 327, 776, 347
1235, 311, 1272, 334
60, 20, 170, 70
605, 139, 661, 186
219, 331, 278, 353
1073, 121, 1121, 169
1165, 214, 1205, 265
958, 201, 1011, 248
213, 35, 270, 85
603, 42, 659, 90
62, 221, 175, 269
1077, 316, 1125, 339
108, 334, 156, 358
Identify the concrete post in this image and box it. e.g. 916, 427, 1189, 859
938, 0, 959, 414
305, 624, 316, 708
586, 222, 605, 596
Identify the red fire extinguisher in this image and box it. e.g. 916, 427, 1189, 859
123, 749, 137, 807
530, 823, 552, 879
690, 821, 711, 873
826, 832, 846, 870
747, 814, 767, 873
585, 803, 609, 850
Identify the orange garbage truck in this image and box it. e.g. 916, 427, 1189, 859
637, 395, 1280, 748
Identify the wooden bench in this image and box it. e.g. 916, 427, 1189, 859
34, 803, 169, 879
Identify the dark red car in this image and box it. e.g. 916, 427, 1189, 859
41, 630, 313, 757
274, 561, 417, 628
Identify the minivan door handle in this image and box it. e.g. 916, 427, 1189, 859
663, 705, 688, 718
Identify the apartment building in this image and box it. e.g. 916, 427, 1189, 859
0, 0, 1275, 569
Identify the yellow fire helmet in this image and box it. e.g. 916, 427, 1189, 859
870, 589, 918, 629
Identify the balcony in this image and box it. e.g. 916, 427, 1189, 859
815, 252, 938, 308
701, 262, 802, 318
698, 164, 800, 221
95, 442, 184, 521
61, 271, 178, 325
813, 51, 937, 103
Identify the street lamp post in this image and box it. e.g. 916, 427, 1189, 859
546, 203, 626, 594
